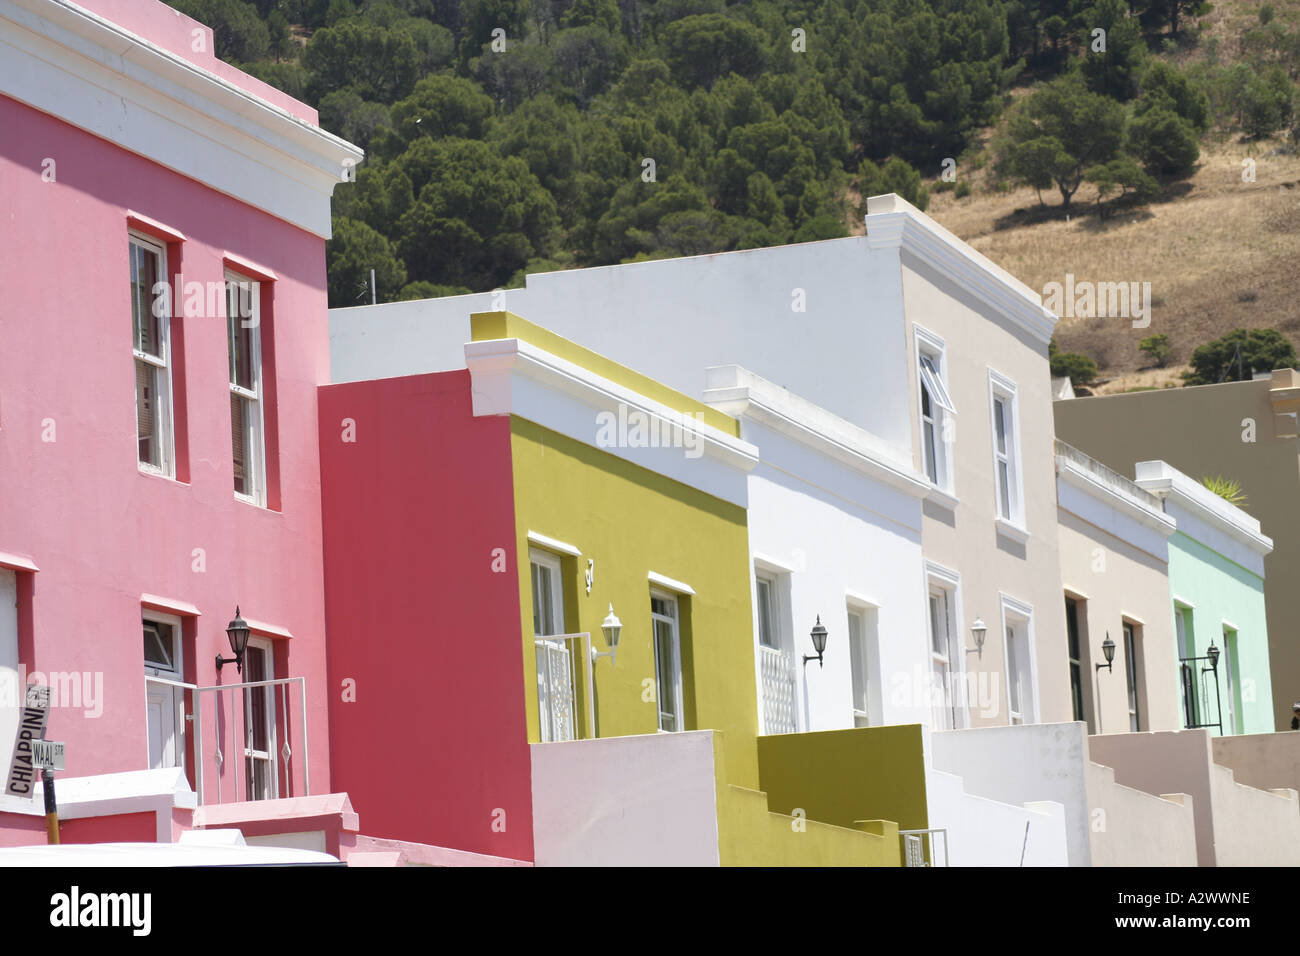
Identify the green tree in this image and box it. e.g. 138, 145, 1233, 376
302, 17, 421, 102
1128, 108, 1200, 176
1049, 338, 1101, 387
659, 13, 764, 89
998, 75, 1126, 208
172, 0, 270, 63
855, 157, 930, 213
327, 217, 408, 307
1183, 328, 1297, 384
1079, 0, 1147, 100
1086, 156, 1158, 216
1138, 332, 1172, 367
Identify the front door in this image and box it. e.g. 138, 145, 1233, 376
143, 615, 182, 770
243, 638, 277, 800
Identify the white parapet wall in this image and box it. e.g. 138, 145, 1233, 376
925, 768, 1068, 866
930, 722, 1197, 866
530, 731, 722, 867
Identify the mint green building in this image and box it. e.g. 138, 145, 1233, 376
1135, 461, 1275, 736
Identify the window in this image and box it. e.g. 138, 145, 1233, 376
227, 273, 266, 505
1175, 605, 1196, 728
918, 349, 955, 489
131, 235, 174, 474
928, 585, 959, 729
143, 614, 183, 772
1123, 622, 1142, 732
1223, 627, 1240, 735
847, 604, 881, 727
988, 372, 1023, 526
651, 591, 684, 732
756, 574, 780, 650
1065, 597, 1091, 730
0, 571, 19, 764
243, 637, 277, 801
1002, 597, 1036, 726
530, 550, 575, 743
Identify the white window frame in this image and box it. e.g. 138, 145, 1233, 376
846, 597, 883, 728
227, 271, 267, 507
242, 635, 278, 801
131, 233, 175, 478
1000, 594, 1038, 726
924, 562, 966, 730
987, 369, 1026, 530
1174, 600, 1195, 728
755, 572, 782, 651
651, 589, 684, 733
1222, 624, 1239, 735
143, 611, 184, 773
529, 548, 576, 743
914, 325, 955, 493
1122, 620, 1142, 732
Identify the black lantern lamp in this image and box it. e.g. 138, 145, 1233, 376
1096, 632, 1116, 673
217, 606, 251, 674
1207, 640, 1220, 671
803, 616, 829, 668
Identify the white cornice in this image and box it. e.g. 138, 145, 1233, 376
2, 0, 362, 237
702, 365, 930, 499
465, 338, 758, 506
864, 195, 1058, 345
1057, 457, 1177, 537
1134, 461, 1272, 557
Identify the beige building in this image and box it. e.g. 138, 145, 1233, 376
1055, 370, 1300, 730
878, 195, 1071, 730
1055, 440, 1181, 735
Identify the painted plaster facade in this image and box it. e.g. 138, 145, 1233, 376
1055, 441, 1181, 734
0, 0, 358, 840
1055, 371, 1300, 730
1134, 461, 1274, 737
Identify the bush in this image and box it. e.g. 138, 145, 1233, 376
1049, 338, 1100, 387
1138, 333, 1172, 367
1183, 328, 1298, 384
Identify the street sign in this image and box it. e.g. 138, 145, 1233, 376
5, 684, 51, 798
32, 740, 65, 772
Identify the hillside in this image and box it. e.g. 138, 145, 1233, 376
179, 0, 1300, 389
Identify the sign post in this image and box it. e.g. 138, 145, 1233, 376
5, 684, 56, 843
34, 741, 64, 845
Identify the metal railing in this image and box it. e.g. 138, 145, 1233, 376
1178, 654, 1223, 734
899, 828, 950, 867
759, 645, 797, 734
144, 675, 310, 806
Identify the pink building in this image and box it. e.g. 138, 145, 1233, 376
0, 0, 363, 849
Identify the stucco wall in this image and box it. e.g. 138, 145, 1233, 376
1088, 729, 1300, 866
741, 424, 929, 733
1055, 382, 1300, 731
1084, 762, 1197, 867
899, 262, 1070, 730
1057, 508, 1180, 733
509, 417, 761, 788
926, 770, 1068, 866
1166, 532, 1273, 735
0, 93, 333, 800
318, 371, 535, 860
530, 731, 721, 866
1212, 731, 1300, 797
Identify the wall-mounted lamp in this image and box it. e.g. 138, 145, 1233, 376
803, 616, 829, 668
216, 606, 250, 675
1206, 639, 1220, 672
591, 604, 622, 666
1096, 633, 1115, 674
967, 617, 988, 659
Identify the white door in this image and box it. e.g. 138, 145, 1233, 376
0, 571, 19, 773
243, 637, 277, 800
530, 550, 575, 742
143, 616, 182, 770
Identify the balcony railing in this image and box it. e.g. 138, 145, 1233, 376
759, 645, 797, 735
1177, 655, 1224, 734
144, 675, 310, 805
